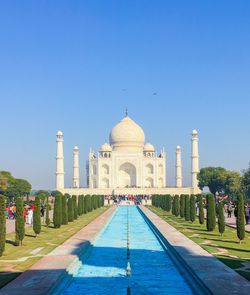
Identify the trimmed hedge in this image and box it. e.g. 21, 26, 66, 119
206, 194, 216, 232
190, 195, 196, 223
185, 195, 190, 221
15, 197, 25, 245
33, 196, 41, 236
198, 194, 204, 224
237, 193, 245, 242
0, 195, 6, 256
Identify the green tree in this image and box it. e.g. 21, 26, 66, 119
198, 195, 204, 224
0, 171, 13, 193
180, 195, 185, 218
236, 193, 245, 243
78, 196, 82, 216
198, 167, 226, 196
218, 202, 225, 236
62, 195, 68, 225
224, 171, 242, 199
0, 195, 6, 256
33, 196, 41, 236
15, 197, 25, 245
45, 197, 50, 227
174, 195, 180, 217
6, 178, 31, 199
68, 197, 74, 222
190, 195, 196, 223
72, 195, 78, 220
185, 195, 190, 221
166, 195, 172, 212
242, 165, 250, 199
35, 190, 49, 204
206, 194, 216, 231
53, 193, 62, 228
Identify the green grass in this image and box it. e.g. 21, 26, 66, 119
0, 206, 108, 288
149, 206, 250, 281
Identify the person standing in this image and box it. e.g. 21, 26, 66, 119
27, 208, 33, 225
228, 202, 232, 218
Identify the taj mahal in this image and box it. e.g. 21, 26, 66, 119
56, 113, 201, 196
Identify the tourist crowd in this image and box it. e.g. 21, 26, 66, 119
223, 201, 250, 225
5, 203, 45, 225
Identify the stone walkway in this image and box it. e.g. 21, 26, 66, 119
140, 206, 250, 295
225, 215, 250, 232
0, 206, 116, 295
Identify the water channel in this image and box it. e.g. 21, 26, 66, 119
54, 206, 196, 294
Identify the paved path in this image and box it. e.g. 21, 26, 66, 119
225, 215, 250, 232
140, 206, 250, 295
0, 206, 116, 295
6, 210, 53, 234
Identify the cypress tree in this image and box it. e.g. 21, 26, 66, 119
53, 194, 62, 228
62, 195, 68, 225
236, 193, 245, 243
33, 196, 41, 236
68, 197, 74, 222
45, 197, 50, 227
174, 195, 180, 217
198, 195, 204, 224
218, 202, 225, 236
185, 195, 190, 221
83, 195, 86, 210
180, 195, 185, 218
206, 194, 216, 231
166, 195, 171, 212
190, 195, 196, 223
0, 195, 6, 256
172, 196, 175, 215
72, 195, 78, 219
78, 196, 82, 216
15, 197, 25, 245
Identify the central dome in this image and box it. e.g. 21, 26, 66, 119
109, 115, 145, 152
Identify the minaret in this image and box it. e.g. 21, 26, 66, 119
191, 129, 199, 190
175, 145, 182, 188
56, 130, 64, 190
73, 146, 80, 188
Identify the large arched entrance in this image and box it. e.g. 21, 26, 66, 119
118, 162, 136, 188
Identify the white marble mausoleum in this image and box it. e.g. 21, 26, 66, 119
56, 114, 201, 196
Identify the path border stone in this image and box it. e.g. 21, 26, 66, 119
140, 206, 250, 295
0, 206, 116, 295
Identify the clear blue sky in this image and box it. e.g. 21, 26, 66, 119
0, 1, 250, 189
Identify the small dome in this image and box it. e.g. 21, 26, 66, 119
109, 116, 145, 152
192, 129, 198, 135
74, 145, 79, 150
57, 130, 63, 136
176, 145, 181, 150
100, 143, 112, 152
144, 143, 155, 152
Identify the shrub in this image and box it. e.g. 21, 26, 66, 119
236, 193, 245, 243
68, 197, 74, 222
72, 195, 78, 220
15, 197, 25, 245
206, 194, 216, 231
62, 195, 68, 225
33, 196, 41, 236
198, 195, 204, 224
166, 195, 172, 212
180, 195, 185, 218
174, 195, 180, 217
218, 201, 225, 236
0, 195, 6, 256
53, 193, 62, 228
45, 197, 50, 227
190, 195, 196, 223
185, 195, 190, 221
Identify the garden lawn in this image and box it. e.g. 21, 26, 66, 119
0, 206, 108, 288
149, 206, 250, 282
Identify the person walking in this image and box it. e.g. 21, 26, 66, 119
228, 202, 232, 218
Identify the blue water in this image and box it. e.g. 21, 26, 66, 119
57, 206, 194, 295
